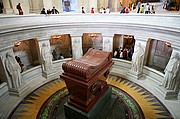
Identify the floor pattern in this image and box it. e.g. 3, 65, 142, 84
9, 76, 173, 119
107, 76, 173, 119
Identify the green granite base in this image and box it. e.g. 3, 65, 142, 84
64, 87, 112, 119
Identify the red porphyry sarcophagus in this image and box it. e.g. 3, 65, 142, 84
60, 48, 114, 112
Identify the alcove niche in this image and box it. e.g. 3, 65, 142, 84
144, 38, 172, 73
50, 34, 72, 61
82, 33, 103, 55
113, 34, 135, 61
13, 38, 40, 70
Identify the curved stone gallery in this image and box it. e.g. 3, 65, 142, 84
9, 76, 173, 119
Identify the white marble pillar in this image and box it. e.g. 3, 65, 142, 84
156, 49, 180, 100
71, 36, 83, 60
55, 0, 63, 13
112, 0, 118, 12
42, 0, 53, 10
51, 0, 63, 13
28, 0, 33, 13
77, 0, 88, 13
2, 0, 14, 14
38, 38, 57, 79
31, 0, 43, 13
103, 36, 113, 52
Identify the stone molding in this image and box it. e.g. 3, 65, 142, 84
0, 14, 180, 50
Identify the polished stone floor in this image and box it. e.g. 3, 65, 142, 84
9, 76, 174, 119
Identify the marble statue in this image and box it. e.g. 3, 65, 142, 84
72, 43, 83, 59
162, 52, 180, 90
131, 43, 144, 73
5, 52, 22, 89
41, 43, 53, 71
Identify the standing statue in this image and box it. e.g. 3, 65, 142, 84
5, 52, 22, 89
131, 43, 144, 73
162, 52, 180, 90
41, 43, 53, 71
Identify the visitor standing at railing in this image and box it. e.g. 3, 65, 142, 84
91, 7, 94, 13
82, 7, 85, 14
16, 3, 23, 15
52, 7, 59, 14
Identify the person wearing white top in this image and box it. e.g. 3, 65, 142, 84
145, 3, 150, 14
106, 7, 110, 14
100, 7, 104, 14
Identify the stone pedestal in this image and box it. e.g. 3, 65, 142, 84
64, 87, 112, 119
155, 86, 178, 100
127, 70, 143, 80
0, 83, 9, 104
9, 83, 28, 97
42, 70, 58, 80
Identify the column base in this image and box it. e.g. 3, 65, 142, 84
127, 70, 143, 80
42, 70, 58, 80
9, 83, 29, 97
64, 87, 112, 119
155, 86, 178, 100
3, 8, 14, 14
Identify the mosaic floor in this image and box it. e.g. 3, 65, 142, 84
9, 76, 173, 119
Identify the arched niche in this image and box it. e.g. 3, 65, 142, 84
82, 33, 103, 55
13, 38, 40, 71
144, 39, 172, 73
50, 34, 72, 61
113, 34, 135, 60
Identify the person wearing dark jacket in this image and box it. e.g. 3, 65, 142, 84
16, 3, 23, 15
40, 8, 46, 14
51, 7, 59, 14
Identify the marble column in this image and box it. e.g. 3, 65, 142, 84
28, 0, 33, 13
38, 38, 58, 80
97, 0, 103, 12
71, 36, 83, 60
31, 0, 43, 13
78, 0, 88, 13
89, 0, 97, 12
51, 0, 63, 13
2, 0, 13, 14
112, 0, 119, 12
42, 0, 53, 10
57, 0, 63, 13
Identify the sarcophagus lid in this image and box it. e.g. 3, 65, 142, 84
62, 48, 112, 80
61, 48, 113, 112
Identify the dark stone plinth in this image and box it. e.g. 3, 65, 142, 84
64, 87, 112, 119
